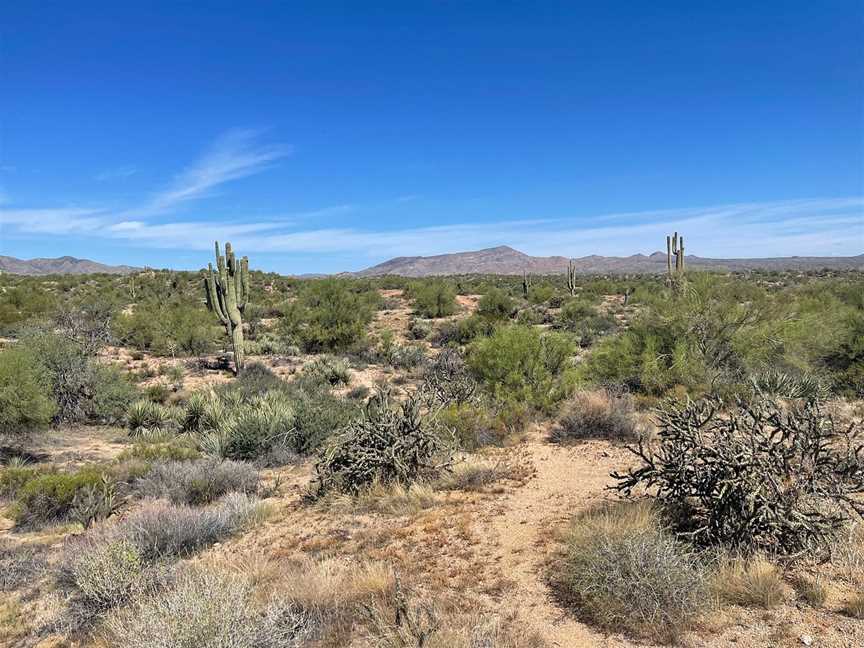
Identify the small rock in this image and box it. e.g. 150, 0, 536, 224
800, 635, 813, 646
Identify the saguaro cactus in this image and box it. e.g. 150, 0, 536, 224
204, 241, 249, 374
567, 259, 577, 296
666, 232, 686, 281
522, 270, 531, 299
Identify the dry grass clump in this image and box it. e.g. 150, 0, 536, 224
101, 563, 314, 648
712, 555, 786, 608
133, 458, 259, 505
843, 591, 864, 619
553, 389, 640, 443
791, 574, 828, 607
434, 458, 520, 492
0, 540, 47, 591
832, 522, 864, 582
350, 481, 440, 516
559, 501, 710, 643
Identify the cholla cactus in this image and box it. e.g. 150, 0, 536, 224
567, 259, 577, 296
204, 241, 249, 374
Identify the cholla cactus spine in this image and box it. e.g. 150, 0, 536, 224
204, 241, 249, 374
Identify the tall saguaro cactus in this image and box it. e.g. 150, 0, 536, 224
567, 259, 577, 296
522, 270, 531, 299
666, 232, 686, 281
204, 241, 249, 374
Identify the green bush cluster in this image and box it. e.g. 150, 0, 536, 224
468, 325, 576, 415
112, 300, 217, 357
408, 280, 458, 318
279, 278, 379, 352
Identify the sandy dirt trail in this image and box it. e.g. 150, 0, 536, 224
480, 425, 635, 647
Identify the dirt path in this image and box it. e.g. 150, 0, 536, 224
482, 425, 635, 647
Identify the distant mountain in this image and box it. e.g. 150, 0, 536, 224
356, 245, 864, 277
0, 255, 140, 276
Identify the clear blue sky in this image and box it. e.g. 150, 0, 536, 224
1, 1, 862, 273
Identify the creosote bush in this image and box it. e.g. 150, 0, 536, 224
614, 397, 864, 559
560, 502, 709, 643
314, 389, 451, 495
553, 389, 640, 443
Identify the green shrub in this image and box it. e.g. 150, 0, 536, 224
433, 313, 497, 346
0, 466, 43, 498
290, 390, 358, 454
12, 466, 108, 525
409, 280, 458, 318
0, 344, 56, 432
112, 301, 216, 357
117, 440, 201, 463
468, 325, 576, 413
217, 362, 288, 401
279, 278, 377, 353
561, 503, 709, 642
298, 356, 351, 388
477, 288, 515, 320
556, 300, 616, 346
436, 402, 503, 449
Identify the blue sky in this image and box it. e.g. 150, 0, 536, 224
1, 1, 862, 273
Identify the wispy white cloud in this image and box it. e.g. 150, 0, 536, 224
2, 196, 860, 261
144, 129, 289, 214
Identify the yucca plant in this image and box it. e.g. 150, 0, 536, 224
127, 400, 178, 437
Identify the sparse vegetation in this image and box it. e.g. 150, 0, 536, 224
553, 389, 640, 442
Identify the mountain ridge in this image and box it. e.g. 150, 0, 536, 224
0, 255, 140, 276
356, 246, 864, 276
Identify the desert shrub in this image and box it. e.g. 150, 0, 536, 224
106, 493, 264, 560
314, 390, 451, 494
614, 398, 864, 558
116, 440, 201, 463
408, 318, 432, 340
556, 300, 616, 346
0, 344, 56, 432
580, 275, 785, 395
299, 356, 351, 388
421, 349, 478, 407
102, 564, 313, 648
145, 382, 171, 404
712, 555, 785, 608
127, 399, 179, 437
11, 465, 108, 526
88, 364, 138, 423
527, 284, 555, 305
112, 301, 216, 357
477, 288, 515, 320
217, 362, 288, 401
219, 394, 295, 461
515, 306, 547, 325
435, 402, 503, 450
468, 325, 575, 413
410, 280, 458, 318
70, 473, 119, 528
823, 310, 864, 396
432, 313, 497, 346
279, 278, 377, 352
134, 459, 259, 505
560, 502, 709, 642
290, 390, 358, 454
67, 538, 146, 611
0, 465, 43, 498
0, 540, 47, 591
553, 390, 640, 442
